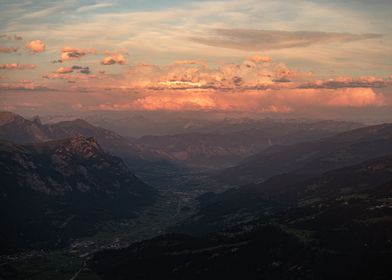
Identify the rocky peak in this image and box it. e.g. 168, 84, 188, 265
57, 118, 94, 129
0, 111, 21, 126
31, 115, 42, 126
55, 136, 104, 159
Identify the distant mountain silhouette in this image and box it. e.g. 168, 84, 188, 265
219, 123, 392, 184
136, 119, 363, 168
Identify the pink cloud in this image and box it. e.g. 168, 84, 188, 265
134, 94, 217, 111
0, 81, 51, 91
0, 63, 36, 70
136, 88, 383, 111
323, 88, 385, 107
69, 86, 384, 113
174, 60, 209, 67
25, 40, 46, 53
0, 47, 18, 53
43, 73, 97, 80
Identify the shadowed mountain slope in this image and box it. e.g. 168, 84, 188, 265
0, 137, 157, 252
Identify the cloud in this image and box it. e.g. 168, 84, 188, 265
0, 34, 23, 41
101, 54, 126, 65
298, 76, 388, 89
323, 88, 385, 107
131, 93, 293, 112
61, 47, 96, 61
0, 63, 36, 70
0, 47, 18, 53
77, 3, 116, 12
190, 29, 382, 51
273, 77, 291, 83
51, 59, 63, 63
59, 47, 125, 64
0, 81, 51, 91
25, 40, 46, 53
72, 65, 91, 74
134, 94, 216, 111
55, 67, 73, 74
71, 86, 384, 113
174, 60, 209, 67
43, 73, 97, 80
245, 55, 272, 63
44, 65, 96, 81
120, 57, 390, 93
124, 64, 163, 87
123, 57, 300, 89
167, 88, 382, 110
80, 67, 91, 74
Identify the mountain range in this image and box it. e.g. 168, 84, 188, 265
2, 110, 392, 279
220, 123, 392, 184
135, 119, 363, 168
0, 111, 173, 170
92, 143, 392, 280
0, 111, 363, 170
0, 136, 156, 252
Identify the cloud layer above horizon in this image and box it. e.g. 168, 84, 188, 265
0, 0, 391, 118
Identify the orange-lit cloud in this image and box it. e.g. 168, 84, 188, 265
0, 49, 389, 116
123, 57, 301, 89
25, 40, 46, 53
69, 86, 384, 113
131, 93, 294, 112
245, 55, 272, 63
101, 54, 126, 65
116, 57, 392, 94
134, 93, 216, 111
323, 88, 385, 107
0, 63, 36, 70
55, 67, 73, 74
60, 47, 97, 61
174, 60, 209, 67
0, 47, 18, 53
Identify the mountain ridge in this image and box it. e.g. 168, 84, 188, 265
0, 111, 175, 170
219, 122, 392, 185
0, 136, 157, 251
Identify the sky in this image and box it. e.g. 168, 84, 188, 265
0, 0, 391, 120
